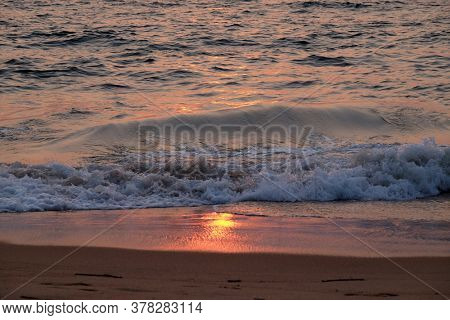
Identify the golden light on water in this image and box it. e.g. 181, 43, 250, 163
203, 213, 237, 239
156, 211, 251, 252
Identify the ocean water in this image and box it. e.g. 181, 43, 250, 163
0, 0, 449, 213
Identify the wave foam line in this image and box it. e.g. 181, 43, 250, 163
0, 141, 449, 212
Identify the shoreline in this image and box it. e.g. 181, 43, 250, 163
1, 242, 449, 299
0, 203, 449, 257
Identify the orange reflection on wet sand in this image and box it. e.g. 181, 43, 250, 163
0, 205, 449, 256
171, 212, 252, 252
202, 213, 237, 240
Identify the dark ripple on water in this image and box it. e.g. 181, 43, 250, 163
293, 55, 353, 67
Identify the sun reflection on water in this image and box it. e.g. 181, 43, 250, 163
203, 213, 237, 240
157, 211, 253, 252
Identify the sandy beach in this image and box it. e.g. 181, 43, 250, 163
1, 242, 449, 300
1, 202, 449, 300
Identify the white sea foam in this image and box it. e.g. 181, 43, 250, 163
0, 140, 448, 212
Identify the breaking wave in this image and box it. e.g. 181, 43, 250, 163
1, 140, 448, 212
47, 105, 449, 151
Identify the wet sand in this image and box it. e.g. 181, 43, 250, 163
1, 242, 449, 299
1, 203, 449, 257
1, 203, 449, 300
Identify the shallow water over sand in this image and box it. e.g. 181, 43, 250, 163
0, 199, 449, 256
